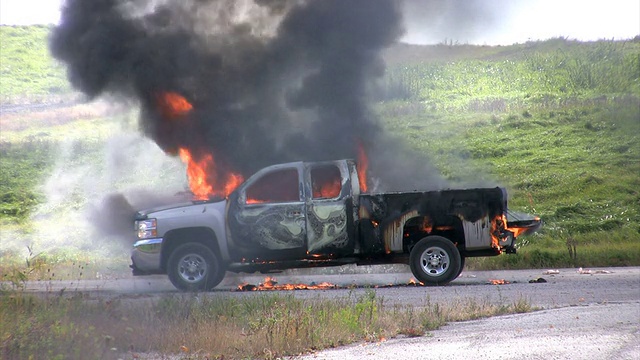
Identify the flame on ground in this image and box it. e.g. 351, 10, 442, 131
158, 91, 193, 119
488, 279, 509, 285
237, 277, 433, 291
237, 277, 337, 291
178, 147, 244, 200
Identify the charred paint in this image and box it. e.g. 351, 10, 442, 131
233, 204, 305, 250
383, 209, 419, 253
358, 187, 507, 254
460, 216, 493, 250
307, 204, 348, 252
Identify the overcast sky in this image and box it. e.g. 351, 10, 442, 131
1, 0, 638, 45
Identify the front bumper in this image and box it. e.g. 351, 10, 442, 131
130, 238, 163, 275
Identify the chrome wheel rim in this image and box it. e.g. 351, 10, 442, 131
177, 254, 208, 283
419, 246, 450, 277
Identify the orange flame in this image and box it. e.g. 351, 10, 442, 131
421, 217, 455, 234
505, 214, 540, 238
178, 147, 244, 200
490, 215, 505, 250
157, 92, 244, 200
237, 277, 337, 291
357, 143, 368, 193
313, 177, 341, 199
488, 279, 509, 285
158, 92, 193, 119
492, 214, 540, 241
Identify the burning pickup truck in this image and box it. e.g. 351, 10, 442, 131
131, 159, 540, 291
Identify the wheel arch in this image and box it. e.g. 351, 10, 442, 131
402, 215, 465, 253
161, 227, 221, 272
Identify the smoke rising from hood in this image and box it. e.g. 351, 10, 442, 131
50, 0, 445, 193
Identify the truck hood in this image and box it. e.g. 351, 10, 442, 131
135, 199, 226, 219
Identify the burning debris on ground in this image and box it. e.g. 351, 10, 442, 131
237, 276, 338, 291
487, 279, 509, 285
235, 276, 497, 291
235, 275, 546, 290
50, 0, 446, 199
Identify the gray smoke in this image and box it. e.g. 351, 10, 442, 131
401, 0, 513, 45
50, 0, 445, 194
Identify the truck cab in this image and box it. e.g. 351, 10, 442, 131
226, 160, 359, 262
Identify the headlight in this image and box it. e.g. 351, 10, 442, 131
135, 218, 157, 239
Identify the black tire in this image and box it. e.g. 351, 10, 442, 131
456, 256, 466, 279
409, 236, 461, 286
167, 242, 225, 291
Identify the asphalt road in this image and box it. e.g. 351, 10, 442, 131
20, 266, 640, 309
18, 266, 640, 359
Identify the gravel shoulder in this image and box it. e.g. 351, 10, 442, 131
296, 302, 640, 360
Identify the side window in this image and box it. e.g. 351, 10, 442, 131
311, 165, 342, 200
245, 168, 300, 204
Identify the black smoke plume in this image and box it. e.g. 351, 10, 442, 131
51, 0, 445, 194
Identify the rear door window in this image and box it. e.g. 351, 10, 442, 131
311, 165, 342, 200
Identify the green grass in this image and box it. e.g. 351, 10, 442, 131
0, 290, 533, 359
0, 127, 112, 224
0, 140, 56, 220
381, 37, 640, 108
0, 25, 71, 103
469, 228, 640, 270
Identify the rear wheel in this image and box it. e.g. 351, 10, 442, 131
167, 242, 225, 291
409, 236, 461, 286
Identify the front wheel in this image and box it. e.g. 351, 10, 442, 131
167, 242, 225, 291
409, 236, 461, 286
456, 256, 466, 279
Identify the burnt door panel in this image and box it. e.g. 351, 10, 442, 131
233, 203, 306, 250
227, 166, 307, 261
306, 163, 354, 256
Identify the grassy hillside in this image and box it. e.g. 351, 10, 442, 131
381, 37, 640, 108
379, 37, 640, 268
0, 26, 638, 271
0, 25, 70, 103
